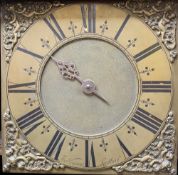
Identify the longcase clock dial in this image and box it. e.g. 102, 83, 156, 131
7, 3, 172, 170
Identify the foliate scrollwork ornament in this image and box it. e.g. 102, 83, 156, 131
113, 111, 176, 175
114, 0, 177, 63
2, 1, 65, 63
3, 108, 65, 172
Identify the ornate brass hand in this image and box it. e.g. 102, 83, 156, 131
51, 56, 110, 105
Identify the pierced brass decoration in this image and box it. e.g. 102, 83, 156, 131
114, 0, 177, 63
2, 1, 65, 63
113, 111, 176, 175
3, 108, 65, 172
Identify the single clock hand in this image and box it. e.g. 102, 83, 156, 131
51, 56, 110, 105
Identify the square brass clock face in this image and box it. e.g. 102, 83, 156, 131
1, 1, 177, 174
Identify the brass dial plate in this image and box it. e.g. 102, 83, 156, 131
6, 4, 172, 170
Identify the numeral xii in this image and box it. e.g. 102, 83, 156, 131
80, 4, 96, 33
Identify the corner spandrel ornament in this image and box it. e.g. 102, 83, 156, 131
3, 108, 65, 172
113, 111, 176, 175
2, 1, 65, 63
114, 0, 177, 63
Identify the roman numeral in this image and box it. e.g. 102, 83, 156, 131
44, 130, 65, 160
16, 107, 44, 136
131, 107, 163, 134
85, 140, 96, 167
8, 82, 36, 93
114, 14, 130, 40
80, 4, 87, 31
44, 14, 65, 41
116, 135, 132, 157
24, 121, 44, 136
80, 4, 96, 33
88, 4, 96, 33
134, 43, 161, 62
142, 81, 172, 93
17, 47, 43, 60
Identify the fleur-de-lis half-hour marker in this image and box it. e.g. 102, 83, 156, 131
24, 67, 36, 76
126, 38, 137, 49
140, 67, 155, 76
68, 21, 77, 36
41, 38, 50, 49
69, 139, 78, 151
99, 138, 108, 152
24, 98, 37, 107
126, 125, 137, 135
41, 124, 51, 135
100, 20, 108, 35
140, 98, 155, 107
